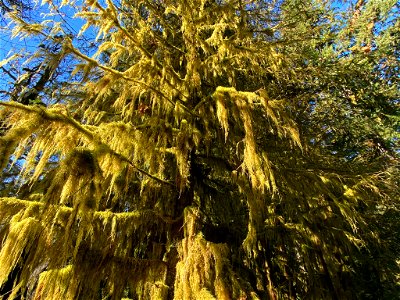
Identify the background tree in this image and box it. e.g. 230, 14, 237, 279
0, 0, 399, 299
0, 0, 33, 20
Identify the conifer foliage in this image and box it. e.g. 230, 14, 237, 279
0, 0, 399, 299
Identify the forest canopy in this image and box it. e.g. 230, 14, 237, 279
0, 0, 399, 299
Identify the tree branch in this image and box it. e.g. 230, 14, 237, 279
0, 101, 175, 187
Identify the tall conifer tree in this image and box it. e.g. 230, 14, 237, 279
0, 0, 398, 299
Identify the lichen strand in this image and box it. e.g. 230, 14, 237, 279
0, 197, 172, 300
174, 208, 258, 300
0, 0, 398, 298
0, 217, 42, 290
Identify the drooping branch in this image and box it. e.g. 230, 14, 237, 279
0, 101, 175, 186
0, 197, 182, 224
64, 38, 196, 117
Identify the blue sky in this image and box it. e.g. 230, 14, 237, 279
0, 0, 99, 99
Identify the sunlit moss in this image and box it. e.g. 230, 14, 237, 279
0, 0, 398, 298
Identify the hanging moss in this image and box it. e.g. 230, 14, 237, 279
174, 207, 258, 300
0, 0, 398, 299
